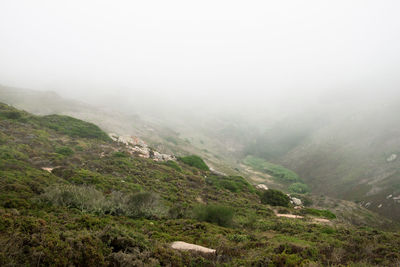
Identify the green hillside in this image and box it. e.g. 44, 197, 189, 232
1, 103, 400, 266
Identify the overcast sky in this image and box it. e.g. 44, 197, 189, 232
1, 0, 400, 113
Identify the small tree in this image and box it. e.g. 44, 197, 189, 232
260, 189, 290, 207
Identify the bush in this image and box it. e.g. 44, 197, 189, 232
206, 175, 254, 193
243, 156, 300, 183
288, 183, 310, 194
301, 208, 336, 219
178, 155, 209, 171
260, 189, 290, 207
41, 184, 105, 213
193, 204, 234, 227
113, 151, 129, 158
41, 184, 166, 218
55, 146, 74, 156
163, 160, 182, 172
37, 115, 111, 141
4, 111, 22, 120
124, 192, 166, 219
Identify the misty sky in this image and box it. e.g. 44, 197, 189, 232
1, 0, 400, 112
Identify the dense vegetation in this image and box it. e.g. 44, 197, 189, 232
1, 103, 400, 266
244, 155, 310, 194
260, 189, 291, 207
178, 155, 210, 171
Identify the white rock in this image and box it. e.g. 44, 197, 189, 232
256, 184, 269, 190
171, 241, 216, 254
387, 194, 393, 199
387, 154, 397, 162
378, 204, 383, 208
291, 197, 302, 206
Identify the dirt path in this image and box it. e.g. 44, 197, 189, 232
274, 210, 330, 223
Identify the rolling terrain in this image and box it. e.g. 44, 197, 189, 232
1, 102, 400, 266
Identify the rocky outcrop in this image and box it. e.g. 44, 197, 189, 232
386, 154, 397, 162
256, 184, 269, 190
109, 133, 175, 162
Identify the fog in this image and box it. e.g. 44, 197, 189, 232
1, 0, 400, 117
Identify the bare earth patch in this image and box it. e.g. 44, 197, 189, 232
276, 214, 304, 219
171, 241, 216, 254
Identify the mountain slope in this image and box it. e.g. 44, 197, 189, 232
1, 103, 400, 266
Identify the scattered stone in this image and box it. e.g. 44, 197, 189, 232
291, 197, 302, 206
378, 204, 383, 208
387, 154, 397, 162
171, 241, 216, 254
393, 196, 400, 201
41, 167, 54, 173
256, 184, 269, 191
387, 194, 393, 199
108, 133, 175, 162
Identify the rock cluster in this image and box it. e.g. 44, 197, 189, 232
109, 133, 175, 162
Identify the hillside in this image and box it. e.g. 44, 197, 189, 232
1, 103, 400, 266
243, 96, 400, 222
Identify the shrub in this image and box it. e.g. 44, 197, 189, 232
193, 204, 234, 227
206, 175, 255, 193
55, 146, 74, 156
125, 192, 166, 219
37, 115, 111, 141
178, 155, 209, 171
41, 184, 105, 213
301, 208, 336, 219
243, 156, 300, 183
288, 183, 310, 194
113, 151, 129, 158
4, 111, 22, 120
260, 189, 290, 207
41, 184, 166, 218
163, 160, 182, 172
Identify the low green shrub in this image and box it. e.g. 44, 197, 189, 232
244, 155, 300, 183
193, 204, 234, 227
163, 160, 182, 172
301, 208, 336, 219
260, 189, 290, 207
37, 115, 111, 141
4, 111, 22, 120
55, 146, 74, 156
206, 175, 254, 193
288, 183, 310, 194
41, 184, 166, 218
113, 151, 129, 158
178, 155, 209, 171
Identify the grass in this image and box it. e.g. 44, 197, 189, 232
244, 155, 300, 183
